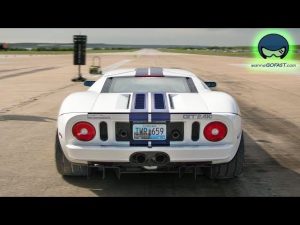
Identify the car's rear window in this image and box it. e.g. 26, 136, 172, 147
102, 77, 197, 93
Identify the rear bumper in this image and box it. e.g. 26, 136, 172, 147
62, 138, 241, 165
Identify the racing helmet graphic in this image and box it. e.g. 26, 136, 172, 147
258, 33, 289, 59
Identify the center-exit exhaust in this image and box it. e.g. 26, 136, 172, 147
130, 152, 170, 166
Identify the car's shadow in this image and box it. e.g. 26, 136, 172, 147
63, 132, 300, 196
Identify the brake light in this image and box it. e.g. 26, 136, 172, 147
203, 121, 227, 142
72, 122, 96, 141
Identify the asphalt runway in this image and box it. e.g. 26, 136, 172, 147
0, 49, 300, 196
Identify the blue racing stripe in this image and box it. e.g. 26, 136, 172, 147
130, 92, 149, 146
135, 68, 148, 76
129, 113, 148, 121
134, 93, 146, 109
150, 67, 163, 77
154, 93, 165, 109
151, 113, 170, 121
151, 92, 170, 146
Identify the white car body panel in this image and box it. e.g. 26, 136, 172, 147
57, 68, 242, 165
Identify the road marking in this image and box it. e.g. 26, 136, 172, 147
0, 67, 34, 74
0, 55, 33, 59
0, 67, 59, 80
0, 59, 133, 113
0, 83, 76, 113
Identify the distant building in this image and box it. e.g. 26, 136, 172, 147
0, 43, 8, 50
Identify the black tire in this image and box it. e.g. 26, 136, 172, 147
55, 131, 88, 177
204, 133, 245, 179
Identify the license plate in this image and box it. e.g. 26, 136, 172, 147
133, 124, 166, 140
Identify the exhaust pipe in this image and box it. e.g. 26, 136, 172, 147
136, 154, 146, 164
154, 153, 169, 165
131, 153, 146, 164
130, 152, 170, 165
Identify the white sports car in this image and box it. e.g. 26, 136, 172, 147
56, 67, 244, 179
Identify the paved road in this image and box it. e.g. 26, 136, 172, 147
0, 50, 300, 196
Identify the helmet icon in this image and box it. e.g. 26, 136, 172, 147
258, 34, 289, 59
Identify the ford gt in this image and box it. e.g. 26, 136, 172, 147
55, 67, 244, 179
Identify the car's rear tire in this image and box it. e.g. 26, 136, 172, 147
55, 131, 88, 177
204, 133, 244, 179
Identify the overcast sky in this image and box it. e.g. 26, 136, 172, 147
0, 28, 299, 46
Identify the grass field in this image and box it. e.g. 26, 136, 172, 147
159, 48, 300, 60
1, 48, 299, 60
159, 48, 251, 57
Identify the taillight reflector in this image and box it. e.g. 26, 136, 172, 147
72, 121, 96, 141
203, 121, 227, 142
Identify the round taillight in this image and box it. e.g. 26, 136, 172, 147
203, 121, 227, 142
72, 122, 96, 141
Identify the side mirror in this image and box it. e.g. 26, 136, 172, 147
204, 81, 217, 88
83, 80, 95, 87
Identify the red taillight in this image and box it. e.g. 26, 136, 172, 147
72, 122, 96, 141
203, 121, 227, 142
